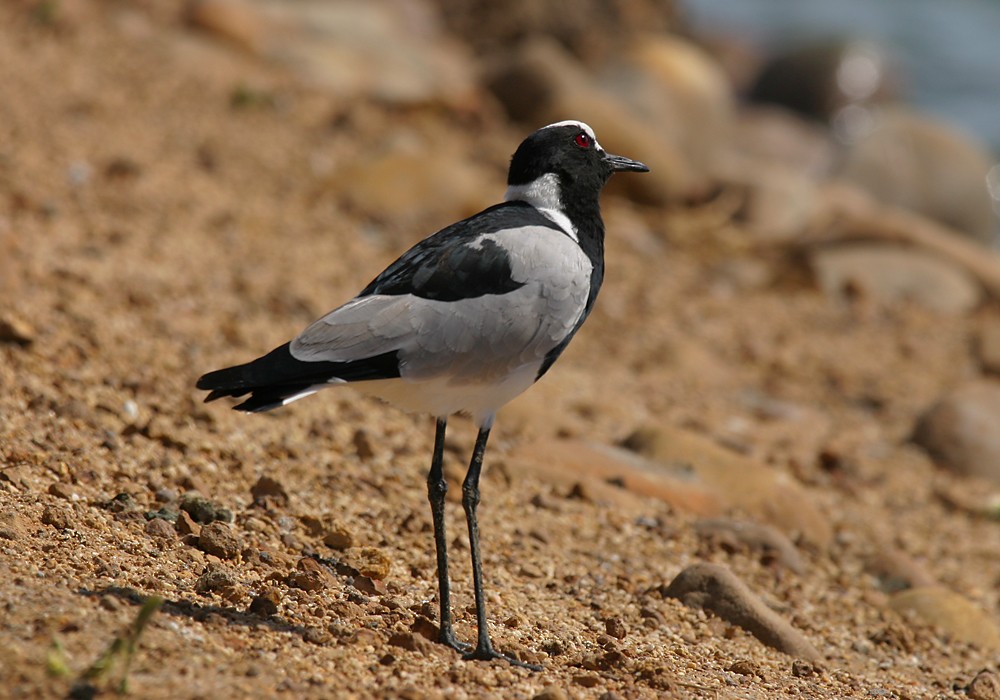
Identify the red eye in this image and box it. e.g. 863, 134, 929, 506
574, 132, 590, 148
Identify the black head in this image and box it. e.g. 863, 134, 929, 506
506, 121, 649, 202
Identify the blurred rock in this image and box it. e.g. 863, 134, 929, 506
180, 492, 234, 524
913, 381, 1000, 482
41, 505, 73, 530
250, 475, 288, 508
430, 0, 677, 64
387, 631, 431, 655
811, 244, 982, 314
186, 0, 271, 53
663, 562, 822, 661
604, 35, 735, 181
328, 140, 493, 227
732, 163, 822, 241
749, 40, 897, 131
47, 483, 76, 501
508, 439, 723, 516
301, 515, 356, 549
694, 519, 805, 574
624, 426, 832, 548
531, 687, 569, 700
865, 544, 935, 593
486, 38, 703, 202
837, 109, 996, 242
889, 586, 1000, 650
0, 312, 34, 346
322, 522, 355, 550
0, 509, 30, 541
729, 107, 835, 178
260, 0, 477, 108
188, 0, 478, 108
968, 670, 1000, 700
975, 318, 1000, 375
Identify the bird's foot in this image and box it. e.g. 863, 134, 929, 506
438, 629, 472, 654
463, 643, 542, 671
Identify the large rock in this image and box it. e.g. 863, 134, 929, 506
327, 139, 494, 227
663, 563, 822, 661
913, 381, 1000, 482
838, 108, 996, 243
624, 426, 832, 548
810, 244, 982, 314
430, 0, 677, 63
603, 35, 735, 183
749, 40, 897, 127
889, 586, 1000, 650
975, 318, 1000, 375
507, 439, 722, 516
694, 519, 805, 574
191, 0, 479, 108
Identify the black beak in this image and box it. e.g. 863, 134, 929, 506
605, 152, 650, 173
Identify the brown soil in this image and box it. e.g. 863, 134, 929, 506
2, 3, 998, 699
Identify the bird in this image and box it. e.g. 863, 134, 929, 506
196, 120, 649, 669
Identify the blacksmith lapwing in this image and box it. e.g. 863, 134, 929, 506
197, 120, 649, 669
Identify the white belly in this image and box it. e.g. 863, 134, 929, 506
346, 361, 541, 427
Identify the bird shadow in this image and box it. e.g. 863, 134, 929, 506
76, 585, 315, 639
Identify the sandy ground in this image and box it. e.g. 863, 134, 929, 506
2, 3, 999, 699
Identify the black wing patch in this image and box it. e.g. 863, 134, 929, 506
360, 202, 562, 301
197, 342, 400, 412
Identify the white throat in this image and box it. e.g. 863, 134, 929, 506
504, 173, 578, 241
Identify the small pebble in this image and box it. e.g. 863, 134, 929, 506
347, 547, 392, 580
145, 507, 179, 523
181, 492, 232, 524
195, 563, 240, 594
154, 487, 177, 503
729, 659, 764, 678
145, 518, 176, 539
0, 313, 34, 346
105, 493, 138, 513
604, 616, 628, 640
175, 510, 201, 537
249, 587, 282, 617
387, 631, 429, 654
968, 669, 1000, 700
323, 522, 355, 550
0, 314, 35, 347
287, 558, 335, 591
250, 476, 288, 507
41, 505, 72, 530
352, 429, 376, 460
47, 483, 76, 501
197, 522, 241, 559
353, 575, 386, 596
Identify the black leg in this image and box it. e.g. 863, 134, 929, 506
461, 426, 541, 671
426, 418, 469, 653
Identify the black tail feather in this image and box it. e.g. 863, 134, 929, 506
197, 343, 401, 412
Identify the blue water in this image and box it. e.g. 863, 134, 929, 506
682, 0, 1000, 152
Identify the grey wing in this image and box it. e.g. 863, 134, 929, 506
290, 227, 593, 383
290, 295, 418, 362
